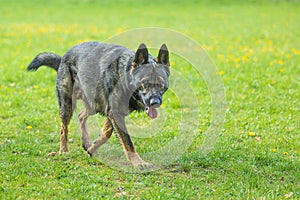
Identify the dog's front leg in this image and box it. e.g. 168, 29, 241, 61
108, 112, 152, 169
87, 118, 113, 156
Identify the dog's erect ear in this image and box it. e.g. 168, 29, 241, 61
132, 43, 149, 68
156, 44, 170, 66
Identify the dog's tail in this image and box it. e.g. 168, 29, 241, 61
27, 52, 61, 72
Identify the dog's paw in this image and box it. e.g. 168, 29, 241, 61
134, 161, 154, 170
127, 151, 154, 170
87, 149, 94, 157
87, 145, 98, 157
46, 151, 57, 158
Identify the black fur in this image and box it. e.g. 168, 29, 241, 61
27, 42, 170, 169
27, 52, 61, 71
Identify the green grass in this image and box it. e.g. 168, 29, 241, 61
1, 0, 299, 199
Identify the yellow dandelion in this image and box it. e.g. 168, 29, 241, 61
64, 29, 72, 34
234, 57, 241, 63
247, 49, 254, 56
271, 148, 276, 152
253, 57, 258, 62
26, 126, 33, 130
262, 47, 268, 52
278, 60, 284, 65
116, 27, 125, 34
217, 54, 225, 59
161, 104, 165, 108
26, 42, 31, 48
283, 152, 288, 155
33, 85, 39, 89
291, 48, 300, 55
207, 46, 214, 51
22, 56, 30, 62
279, 68, 285, 73
37, 26, 48, 33
242, 55, 249, 63
77, 39, 90, 44
218, 70, 225, 75
243, 45, 249, 51
19, 65, 25, 70
248, 132, 255, 137
42, 88, 47, 92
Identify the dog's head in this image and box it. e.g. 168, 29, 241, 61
131, 43, 170, 119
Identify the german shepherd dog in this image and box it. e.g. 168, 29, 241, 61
27, 42, 170, 169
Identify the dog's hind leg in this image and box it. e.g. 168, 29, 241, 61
58, 99, 73, 154
78, 109, 92, 151
56, 64, 74, 154
87, 118, 113, 156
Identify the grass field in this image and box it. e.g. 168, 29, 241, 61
1, 0, 299, 199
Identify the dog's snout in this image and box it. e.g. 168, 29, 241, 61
150, 97, 161, 108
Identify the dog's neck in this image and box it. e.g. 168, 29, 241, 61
129, 90, 144, 112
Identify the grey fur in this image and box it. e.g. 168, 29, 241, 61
27, 42, 170, 169
27, 52, 61, 71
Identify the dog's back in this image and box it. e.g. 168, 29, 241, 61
27, 42, 141, 115
62, 42, 135, 114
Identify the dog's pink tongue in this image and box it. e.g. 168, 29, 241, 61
146, 107, 158, 119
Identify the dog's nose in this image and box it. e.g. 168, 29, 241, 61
150, 98, 161, 108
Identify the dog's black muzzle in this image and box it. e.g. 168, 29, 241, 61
149, 96, 161, 108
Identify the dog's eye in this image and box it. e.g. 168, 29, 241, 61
138, 82, 148, 91
155, 84, 164, 90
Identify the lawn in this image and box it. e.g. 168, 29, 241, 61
0, 0, 299, 199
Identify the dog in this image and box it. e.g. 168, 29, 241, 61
27, 42, 170, 169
